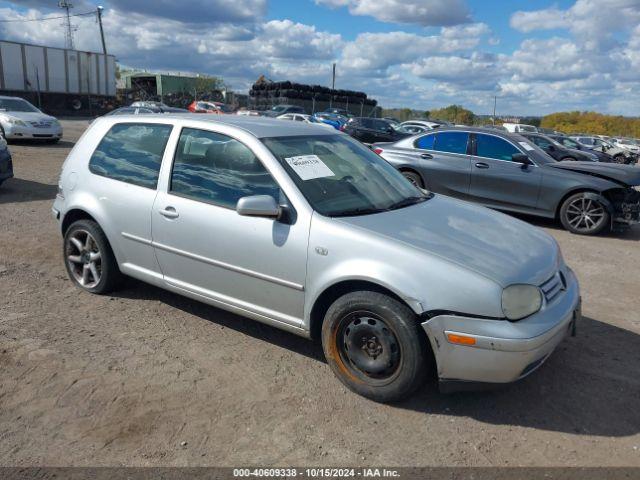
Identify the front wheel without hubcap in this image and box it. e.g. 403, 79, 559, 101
560, 192, 610, 235
321, 291, 430, 402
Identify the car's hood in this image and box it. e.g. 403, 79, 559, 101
548, 161, 640, 185
566, 148, 595, 160
337, 195, 559, 287
1, 111, 56, 122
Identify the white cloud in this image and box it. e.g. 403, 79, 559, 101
314, 0, 471, 26
511, 0, 640, 50
340, 24, 490, 71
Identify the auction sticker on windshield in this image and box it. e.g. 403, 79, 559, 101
285, 155, 335, 180
519, 142, 535, 151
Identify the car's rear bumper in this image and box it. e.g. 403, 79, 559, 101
422, 269, 580, 391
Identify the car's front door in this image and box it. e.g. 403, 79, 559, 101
151, 127, 309, 327
468, 133, 542, 210
412, 131, 473, 199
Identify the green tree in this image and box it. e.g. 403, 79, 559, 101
428, 105, 475, 125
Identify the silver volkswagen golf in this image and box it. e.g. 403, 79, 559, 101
52, 115, 581, 402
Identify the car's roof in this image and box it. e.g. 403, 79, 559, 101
0, 95, 30, 100
104, 113, 338, 138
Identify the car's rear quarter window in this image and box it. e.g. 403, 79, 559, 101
88, 123, 172, 189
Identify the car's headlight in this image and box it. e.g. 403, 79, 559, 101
502, 284, 542, 320
5, 117, 27, 126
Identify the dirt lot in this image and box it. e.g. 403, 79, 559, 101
0, 120, 639, 467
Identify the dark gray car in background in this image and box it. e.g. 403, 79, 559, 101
374, 127, 640, 235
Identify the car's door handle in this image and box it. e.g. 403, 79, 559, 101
475, 162, 490, 169
420, 153, 433, 159
159, 207, 179, 219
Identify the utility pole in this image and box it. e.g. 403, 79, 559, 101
493, 95, 497, 125
331, 63, 336, 90
59, 0, 76, 50
96, 6, 107, 54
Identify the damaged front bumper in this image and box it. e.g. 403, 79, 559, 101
612, 188, 640, 225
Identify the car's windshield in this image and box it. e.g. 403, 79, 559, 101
262, 134, 428, 217
271, 106, 287, 112
390, 123, 412, 134
553, 136, 580, 148
0, 98, 40, 113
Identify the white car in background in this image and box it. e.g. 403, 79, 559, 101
277, 113, 334, 129
400, 120, 438, 134
612, 138, 640, 154
0, 96, 63, 143
502, 123, 538, 134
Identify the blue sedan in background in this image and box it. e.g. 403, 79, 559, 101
0, 135, 13, 187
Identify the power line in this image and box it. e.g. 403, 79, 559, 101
0, 10, 95, 23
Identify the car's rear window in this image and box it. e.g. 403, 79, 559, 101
89, 123, 172, 189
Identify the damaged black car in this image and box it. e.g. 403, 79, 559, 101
375, 127, 640, 235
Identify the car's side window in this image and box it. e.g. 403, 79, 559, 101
170, 128, 280, 209
89, 123, 172, 189
475, 134, 520, 161
433, 132, 469, 155
531, 136, 552, 149
414, 133, 436, 150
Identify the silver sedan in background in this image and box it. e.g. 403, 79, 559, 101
0, 96, 63, 143
53, 115, 580, 402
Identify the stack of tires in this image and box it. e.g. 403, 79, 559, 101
249, 80, 377, 114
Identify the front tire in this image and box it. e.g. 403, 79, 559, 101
560, 192, 610, 235
63, 219, 122, 294
321, 291, 430, 402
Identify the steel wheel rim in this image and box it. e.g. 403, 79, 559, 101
566, 197, 606, 232
336, 310, 402, 385
66, 229, 102, 288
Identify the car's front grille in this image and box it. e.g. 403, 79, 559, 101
29, 121, 53, 128
539, 272, 565, 304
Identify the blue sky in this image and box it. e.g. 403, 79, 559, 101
1, 0, 639, 115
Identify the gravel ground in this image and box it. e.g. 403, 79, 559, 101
0, 120, 639, 467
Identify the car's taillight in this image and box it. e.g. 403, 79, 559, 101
339, 125, 346, 131
373, 148, 383, 155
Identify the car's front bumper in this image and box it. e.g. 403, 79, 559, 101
422, 269, 580, 391
3, 123, 63, 140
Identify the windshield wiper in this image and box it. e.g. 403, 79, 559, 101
331, 206, 387, 217
385, 195, 431, 211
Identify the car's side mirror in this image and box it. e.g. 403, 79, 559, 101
512, 153, 532, 166
546, 144, 556, 151
236, 195, 281, 219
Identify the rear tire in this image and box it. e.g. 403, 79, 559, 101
63, 219, 122, 294
321, 291, 430, 402
401, 171, 424, 188
560, 192, 610, 235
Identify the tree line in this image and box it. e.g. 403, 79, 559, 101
380, 105, 640, 138
540, 111, 640, 137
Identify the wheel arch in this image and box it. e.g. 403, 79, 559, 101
309, 279, 420, 342
554, 187, 609, 219
61, 208, 99, 235
398, 167, 425, 187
